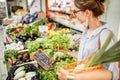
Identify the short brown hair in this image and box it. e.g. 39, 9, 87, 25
74, 0, 105, 17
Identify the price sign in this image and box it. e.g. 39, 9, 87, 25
39, 25, 48, 33
33, 49, 54, 70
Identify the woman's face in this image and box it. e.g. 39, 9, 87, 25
73, 6, 87, 23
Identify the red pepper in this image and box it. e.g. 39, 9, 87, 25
8, 57, 13, 66
14, 28, 22, 33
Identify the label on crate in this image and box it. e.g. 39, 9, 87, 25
39, 25, 48, 33
33, 49, 53, 70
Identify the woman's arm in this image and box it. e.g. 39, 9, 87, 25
57, 68, 112, 80
74, 69, 112, 80
68, 52, 78, 59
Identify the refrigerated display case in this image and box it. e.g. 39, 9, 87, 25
0, 1, 6, 24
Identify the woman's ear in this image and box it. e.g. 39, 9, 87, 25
85, 10, 92, 17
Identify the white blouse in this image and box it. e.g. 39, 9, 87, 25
77, 23, 119, 80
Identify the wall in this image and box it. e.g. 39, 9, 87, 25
29, 0, 40, 14
29, 0, 46, 14
16, 0, 27, 10
118, 23, 120, 40
106, 0, 120, 37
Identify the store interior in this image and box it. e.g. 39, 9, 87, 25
0, 0, 120, 80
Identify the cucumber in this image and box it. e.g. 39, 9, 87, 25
18, 77, 26, 80
14, 71, 25, 80
25, 72, 36, 79
14, 66, 25, 75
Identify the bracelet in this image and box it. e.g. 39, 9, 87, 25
68, 52, 70, 55
66, 75, 75, 79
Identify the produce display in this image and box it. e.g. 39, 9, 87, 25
6, 64, 41, 80
4, 50, 18, 68
4, 18, 81, 80
4, 49, 32, 70
6, 18, 47, 42
7, 27, 24, 41
25, 33, 79, 54
5, 42, 24, 50
38, 53, 76, 80
3, 1, 120, 79
15, 33, 38, 43
6, 22, 24, 29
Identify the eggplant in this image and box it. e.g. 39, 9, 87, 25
29, 16, 34, 23
17, 54, 23, 61
23, 53, 30, 62
15, 61, 23, 65
33, 12, 38, 18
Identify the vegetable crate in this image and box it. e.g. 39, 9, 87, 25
6, 61, 41, 80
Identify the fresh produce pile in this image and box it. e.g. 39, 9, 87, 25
5, 42, 24, 51
4, 50, 18, 67
15, 33, 38, 43
4, 49, 32, 70
6, 18, 47, 42
6, 64, 41, 80
5, 18, 81, 80
6, 21, 25, 29
24, 33, 79, 80
25, 33, 70, 54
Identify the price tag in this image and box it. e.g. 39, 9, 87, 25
39, 25, 48, 33
39, 26, 48, 38
33, 49, 54, 70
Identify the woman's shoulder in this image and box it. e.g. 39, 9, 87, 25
99, 22, 114, 37
100, 28, 112, 35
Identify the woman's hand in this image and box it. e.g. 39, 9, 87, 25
68, 52, 78, 59
57, 68, 69, 80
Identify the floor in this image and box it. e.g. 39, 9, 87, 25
0, 26, 7, 80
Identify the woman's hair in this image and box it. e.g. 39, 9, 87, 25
74, 0, 105, 17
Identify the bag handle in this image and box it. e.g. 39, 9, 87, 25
98, 28, 107, 49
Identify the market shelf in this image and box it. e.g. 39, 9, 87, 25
49, 13, 84, 33
49, 9, 72, 15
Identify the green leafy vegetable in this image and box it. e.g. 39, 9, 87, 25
31, 18, 48, 26
4, 50, 18, 64
25, 41, 41, 53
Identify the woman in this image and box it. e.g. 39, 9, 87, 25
57, 0, 119, 80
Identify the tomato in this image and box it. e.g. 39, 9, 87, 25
47, 23, 52, 30
14, 28, 22, 33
